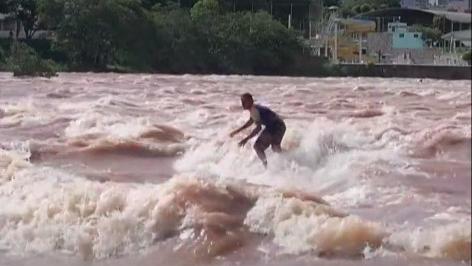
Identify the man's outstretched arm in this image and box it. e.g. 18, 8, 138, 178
230, 119, 254, 137
238, 124, 261, 147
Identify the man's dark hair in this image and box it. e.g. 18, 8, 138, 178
241, 93, 253, 101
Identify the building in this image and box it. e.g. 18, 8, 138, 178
335, 18, 376, 63
431, 0, 449, 8
447, 0, 471, 11
0, 13, 16, 39
401, 0, 430, 8
428, 0, 471, 11
388, 22, 424, 49
357, 8, 471, 65
401, 0, 416, 8
357, 8, 471, 33
0, 13, 52, 40
438, 0, 449, 6
311, 14, 377, 63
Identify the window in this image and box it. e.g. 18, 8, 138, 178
414, 34, 419, 38
399, 33, 405, 38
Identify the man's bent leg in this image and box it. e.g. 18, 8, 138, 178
272, 144, 282, 153
271, 122, 286, 153
254, 131, 271, 167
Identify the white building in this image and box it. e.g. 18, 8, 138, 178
0, 13, 52, 39
447, 0, 471, 11
0, 13, 16, 39
401, 0, 431, 8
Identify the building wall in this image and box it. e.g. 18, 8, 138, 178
388, 22, 408, 33
401, 0, 417, 8
0, 18, 16, 32
438, 0, 449, 6
416, 0, 430, 8
447, 0, 470, 11
367, 32, 393, 52
338, 64, 471, 80
401, 0, 431, 8
393, 32, 424, 48
0, 16, 52, 39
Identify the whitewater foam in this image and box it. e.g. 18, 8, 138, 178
176, 118, 402, 194
1, 73, 470, 265
388, 221, 471, 261
245, 194, 386, 256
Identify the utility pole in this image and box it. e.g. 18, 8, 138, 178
288, 2, 293, 29
334, 19, 338, 63
308, 4, 311, 39
450, 20, 453, 53
359, 33, 363, 63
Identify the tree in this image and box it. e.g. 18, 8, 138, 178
37, 0, 64, 29
360, 3, 371, 13
246, 11, 302, 74
33, 0, 310, 74
353, 5, 362, 14
39, 0, 155, 69
463, 51, 471, 65
1, 0, 41, 39
323, 0, 341, 7
411, 24, 442, 43
190, 0, 220, 20
7, 42, 57, 77
340, 0, 400, 16
18, 0, 40, 39
152, 8, 210, 72
433, 15, 446, 33
0, 46, 5, 66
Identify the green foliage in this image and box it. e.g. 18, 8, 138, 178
149, 1, 303, 74
0, 46, 5, 66
31, 0, 321, 75
360, 4, 371, 13
411, 24, 442, 42
6, 42, 58, 77
432, 15, 447, 33
190, 0, 220, 20
37, 0, 64, 29
41, 0, 157, 70
243, 12, 302, 74
323, 0, 340, 7
151, 8, 208, 73
463, 51, 471, 62
340, 0, 400, 16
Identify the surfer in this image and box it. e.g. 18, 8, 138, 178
230, 93, 286, 168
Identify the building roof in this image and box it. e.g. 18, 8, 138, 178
427, 9, 471, 23
338, 18, 376, 26
339, 18, 377, 32
441, 29, 472, 41
356, 8, 471, 24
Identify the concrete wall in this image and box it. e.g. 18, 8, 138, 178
338, 63, 471, 80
